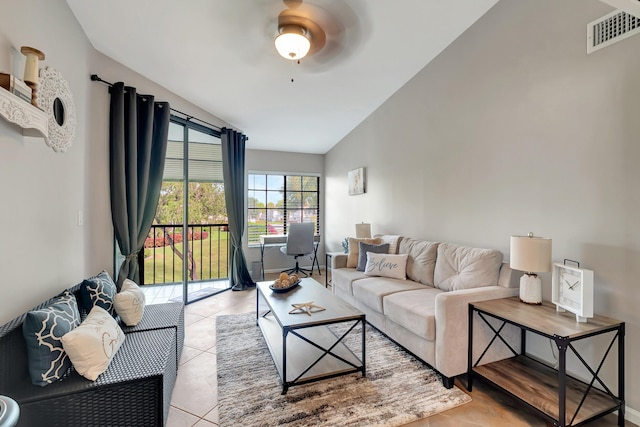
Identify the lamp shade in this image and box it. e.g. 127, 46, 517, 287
510, 235, 552, 273
275, 25, 310, 60
355, 223, 371, 238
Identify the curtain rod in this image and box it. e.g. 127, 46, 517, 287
90, 74, 222, 131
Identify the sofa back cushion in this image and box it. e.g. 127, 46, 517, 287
398, 238, 439, 286
434, 243, 503, 291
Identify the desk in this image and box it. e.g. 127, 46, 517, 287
259, 235, 321, 280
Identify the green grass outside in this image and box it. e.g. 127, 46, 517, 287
143, 230, 230, 285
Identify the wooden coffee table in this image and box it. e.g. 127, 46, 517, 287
256, 277, 366, 394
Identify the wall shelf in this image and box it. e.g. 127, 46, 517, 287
0, 87, 48, 138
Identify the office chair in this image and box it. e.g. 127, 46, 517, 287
280, 222, 315, 277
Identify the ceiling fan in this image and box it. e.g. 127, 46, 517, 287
274, 0, 326, 61
272, 0, 361, 67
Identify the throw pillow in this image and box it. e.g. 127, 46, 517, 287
61, 306, 125, 381
22, 291, 81, 386
114, 279, 146, 326
356, 242, 390, 271
375, 235, 403, 254
346, 237, 381, 268
364, 253, 409, 280
80, 270, 117, 317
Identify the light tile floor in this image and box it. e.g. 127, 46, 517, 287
157, 275, 632, 427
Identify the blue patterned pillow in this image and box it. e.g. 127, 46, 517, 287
22, 291, 81, 386
80, 270, 117, 317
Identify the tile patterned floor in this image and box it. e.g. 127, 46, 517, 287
154, 275, 632, 427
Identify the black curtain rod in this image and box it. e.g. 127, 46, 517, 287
90, 74, 222, 131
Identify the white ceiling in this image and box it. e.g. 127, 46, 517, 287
66, 0, 499, 154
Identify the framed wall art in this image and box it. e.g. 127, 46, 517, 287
348, 167, 366, 196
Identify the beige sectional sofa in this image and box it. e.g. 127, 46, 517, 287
331, 235, 521, 388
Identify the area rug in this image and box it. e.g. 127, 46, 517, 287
216, 313, 471, 427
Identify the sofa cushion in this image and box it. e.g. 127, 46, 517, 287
434, 243, 503, 291
347, 237, 381, 268
364, 253, 408, 279
22, 291, 81, 386
352, 277, 425, 313
356, 242, 390, 271
80, 270, 117, 317
331, 268, 367, 296
61, 306, 125, 381
383, 288, 443, 341
398, 238, 439, 286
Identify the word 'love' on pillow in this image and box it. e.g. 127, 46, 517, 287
61, 306, 125, 381
22, 291, 81, 386
114, 279, 146, 326
364, 252, 408, 280
80, 270, 117, 317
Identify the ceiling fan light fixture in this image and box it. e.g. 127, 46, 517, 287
275, 24, 311, 60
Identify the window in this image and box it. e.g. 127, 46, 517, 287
247, 173, 320, 245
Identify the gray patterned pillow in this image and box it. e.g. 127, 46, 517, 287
22, 291, 81, 386
80, 270, 117, 317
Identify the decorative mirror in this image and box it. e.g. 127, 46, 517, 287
36, 67, 76, 152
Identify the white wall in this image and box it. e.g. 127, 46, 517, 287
245, 149, 325, 277
325, 0, 640, 415
0, 0, 91, 324
0, 0, 233, 324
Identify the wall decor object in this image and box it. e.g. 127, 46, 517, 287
20, 46, 45, 106
36, 67, 76, 152
348, 167, 366, 196
0, 86, 48, 137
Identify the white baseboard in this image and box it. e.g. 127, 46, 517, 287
626, 405, 640, 425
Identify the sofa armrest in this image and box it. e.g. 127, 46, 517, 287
434, 286, 519, 379
332, 253, 348, 269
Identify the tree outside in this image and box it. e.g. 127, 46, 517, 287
145, 181, 229, 284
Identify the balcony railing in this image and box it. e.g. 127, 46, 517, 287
140, 223, 230, 286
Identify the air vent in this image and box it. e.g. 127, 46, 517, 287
587, 9, 640, 53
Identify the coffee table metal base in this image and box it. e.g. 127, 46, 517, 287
256, 283, 366, 394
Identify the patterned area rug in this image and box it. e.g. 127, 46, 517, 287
216, 313, 471, 427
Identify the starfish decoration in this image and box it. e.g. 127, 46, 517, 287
289, 301, 326, 316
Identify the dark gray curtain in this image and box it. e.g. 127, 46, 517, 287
221, 128, 255, 291
110, 82, 170, 288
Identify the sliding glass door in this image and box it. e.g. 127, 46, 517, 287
143, 116, 230, 304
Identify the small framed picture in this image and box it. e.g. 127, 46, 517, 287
348, 167, 366, 196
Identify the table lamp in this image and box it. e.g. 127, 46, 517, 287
355, 223, 371, 238
510, 233, 552, 304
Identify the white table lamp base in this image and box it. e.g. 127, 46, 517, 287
519, 273, 542, 304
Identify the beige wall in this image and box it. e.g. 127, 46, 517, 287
325, 0, 640, 415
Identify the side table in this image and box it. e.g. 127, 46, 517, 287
325, 251, 344, 287
467, 297, 624, 427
